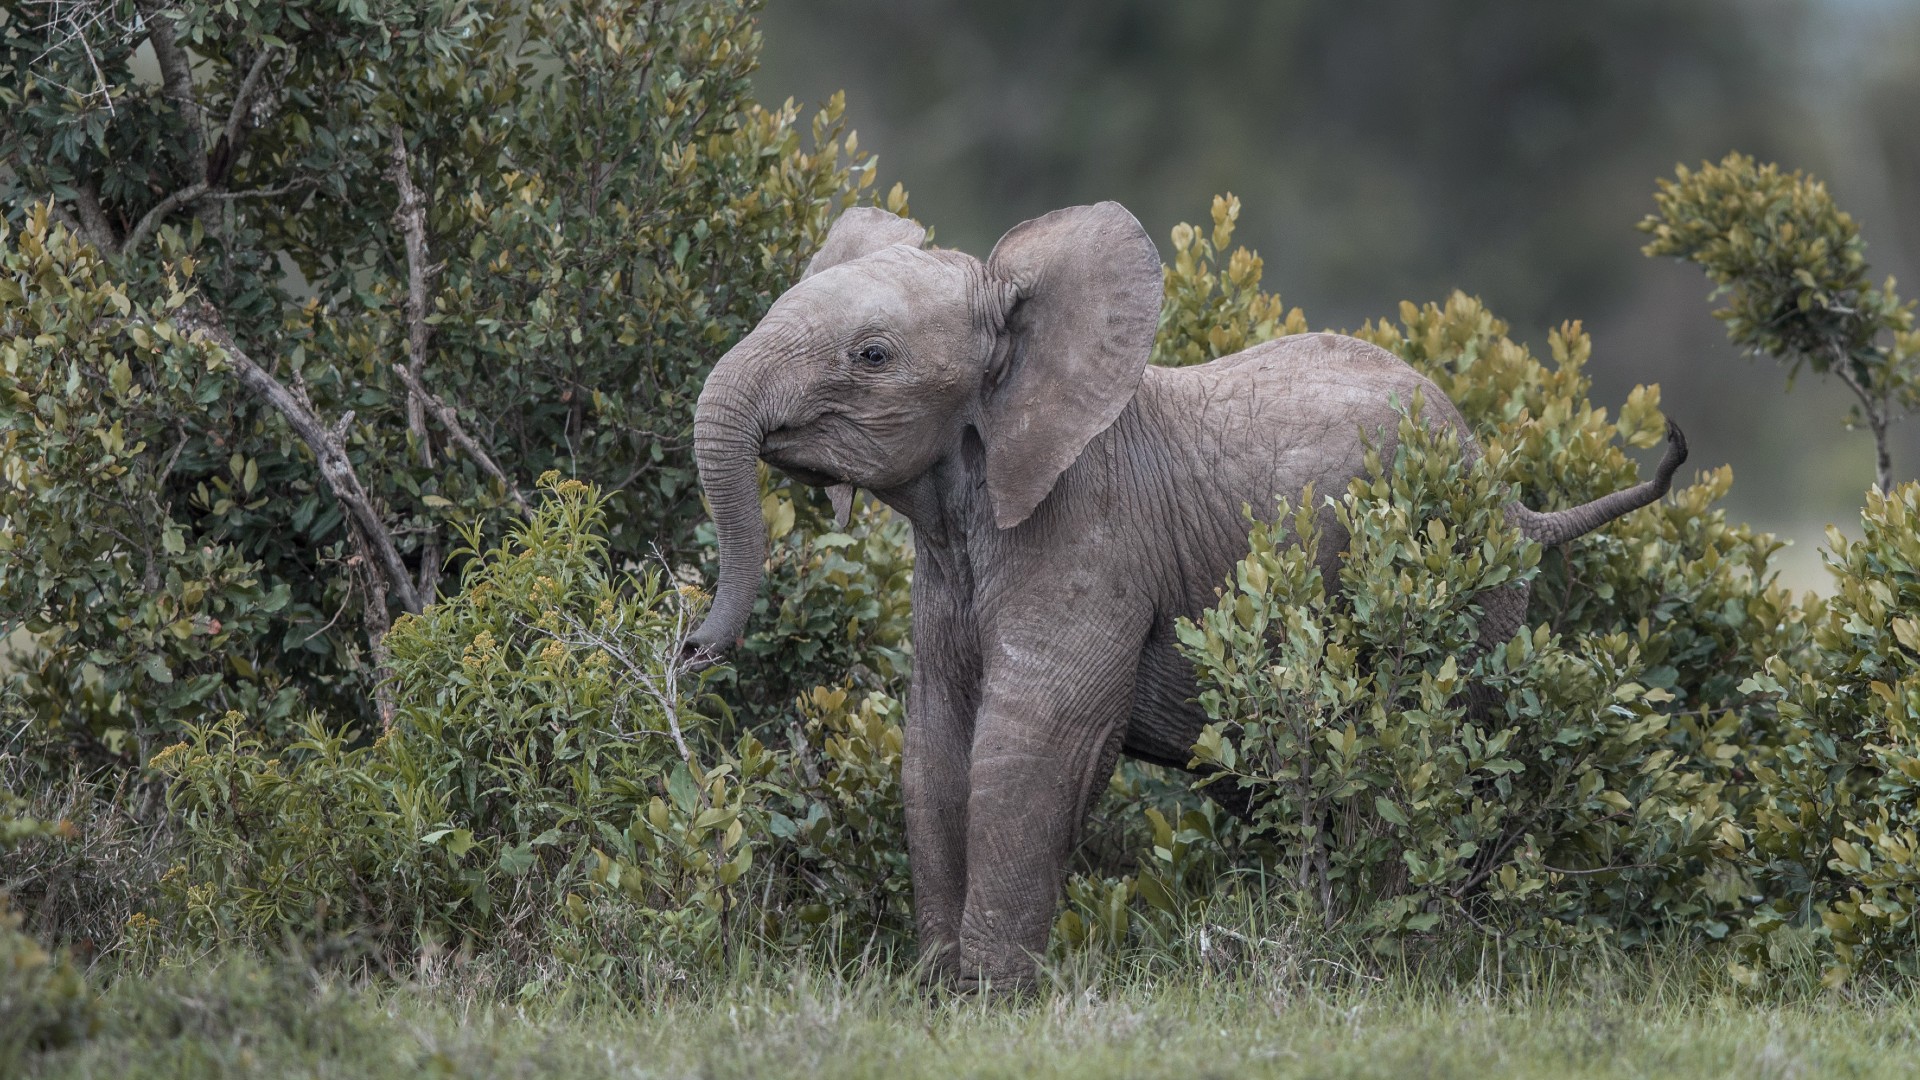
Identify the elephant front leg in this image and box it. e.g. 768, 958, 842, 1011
903, 675, 975, 980
901, 553, 982, 981
955, 642, 1136, 991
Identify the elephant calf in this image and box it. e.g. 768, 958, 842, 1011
683, 202, 1686, 991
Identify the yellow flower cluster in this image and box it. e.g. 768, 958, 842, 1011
462, 630, 499, 672
146, 741, 193, 773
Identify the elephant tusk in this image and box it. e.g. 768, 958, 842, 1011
828, 482, 857, 529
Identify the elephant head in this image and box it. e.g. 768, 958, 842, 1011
682, 202, 1163, 657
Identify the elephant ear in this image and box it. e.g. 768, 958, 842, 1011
803, 206, 927, 280
979, 202, 1162, 529
804, 207, 926, 521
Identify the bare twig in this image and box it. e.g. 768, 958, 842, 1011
21, 0, 133, 111
1541, 862, 1659, 876
1827, 342, 1894, 493
218, 47, 275, 166
390, 364, 531, 520
119, 179, 207, 256
201, 180, 309, 203
541, 561, 708, 764
119, 179, 311, 258
173, 302, 422, 618
74, 24, 114, 115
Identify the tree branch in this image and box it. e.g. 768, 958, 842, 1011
119, 180, 206, 256
218, 48, 274, 164
1828, 341, 1894, 493
135, 2, 204, 178
389, 125, 443, 598
391, 363, 531, 520
174, 302, 423, 617
118, 180, 308, 257
388, 126, 434, 456
71, 181, 116, 251
204, 46, 275, 188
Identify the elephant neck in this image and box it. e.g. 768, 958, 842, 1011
868, 435, 984, 554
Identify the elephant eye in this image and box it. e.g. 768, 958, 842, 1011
853, 343, 891, 368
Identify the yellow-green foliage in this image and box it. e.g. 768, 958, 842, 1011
1153, 194, 1308, 368
1357, 296, 1801, 714
1819, 486, 1920, 973
1641, 153, 1917, 490
1178, 405, 1739, 941
1154, 187, 1920, 977
721, 480, 915, 730
1640, 153, 1917, 392
148, 477, 911, 981
1737, 484, 1920, 981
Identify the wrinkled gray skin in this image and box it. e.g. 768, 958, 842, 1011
685, 204, 1687, 991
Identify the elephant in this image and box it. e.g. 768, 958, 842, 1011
682, 202, 1687, 991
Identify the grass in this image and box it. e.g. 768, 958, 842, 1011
17, 941, 1920, 1079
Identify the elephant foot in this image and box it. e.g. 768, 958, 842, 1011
947, 968, 1040, 1001
950, 933, 1043, 999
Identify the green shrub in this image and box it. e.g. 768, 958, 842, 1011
715, 480, 914, 734
0, 805, 97, 1057
0, 901, 96, 1057
152, 476, 732, 964
1177, 404, 1738, 942
1641, 153, 1918, 492
149, 476, 912, 981
0, 213, 301, 762
1736, 483, 1920, 982
2, 0, 887, 753
1153, 194, 1308, 369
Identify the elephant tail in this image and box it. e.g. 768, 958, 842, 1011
1505, 419, 1688, 546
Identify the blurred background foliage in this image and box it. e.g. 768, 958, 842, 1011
755, 0, 1920, 586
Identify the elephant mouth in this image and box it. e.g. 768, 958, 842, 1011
770, 461, 840, 488
761, 435, 843, 488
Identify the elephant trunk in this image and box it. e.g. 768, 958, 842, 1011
683, 346, 781, 659
1507, 419, 1689, 545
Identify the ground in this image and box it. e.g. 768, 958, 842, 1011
19, 950, 1920, 1079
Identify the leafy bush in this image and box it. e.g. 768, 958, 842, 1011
1, 212, 303, 764
715, 481, 914, 733
0, 901, 96, 1057
1641, 152, 1918, 492
1178, 404, 1739, 942
1736, 483, 1920, 981
149, 477, 911, 981
0, 802, 98, 1057
2, 0, 886, 754
153, 476, 729, 964
1153, 194, 1308, 368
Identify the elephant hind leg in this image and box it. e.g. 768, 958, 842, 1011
1465, 579, 1532, 720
